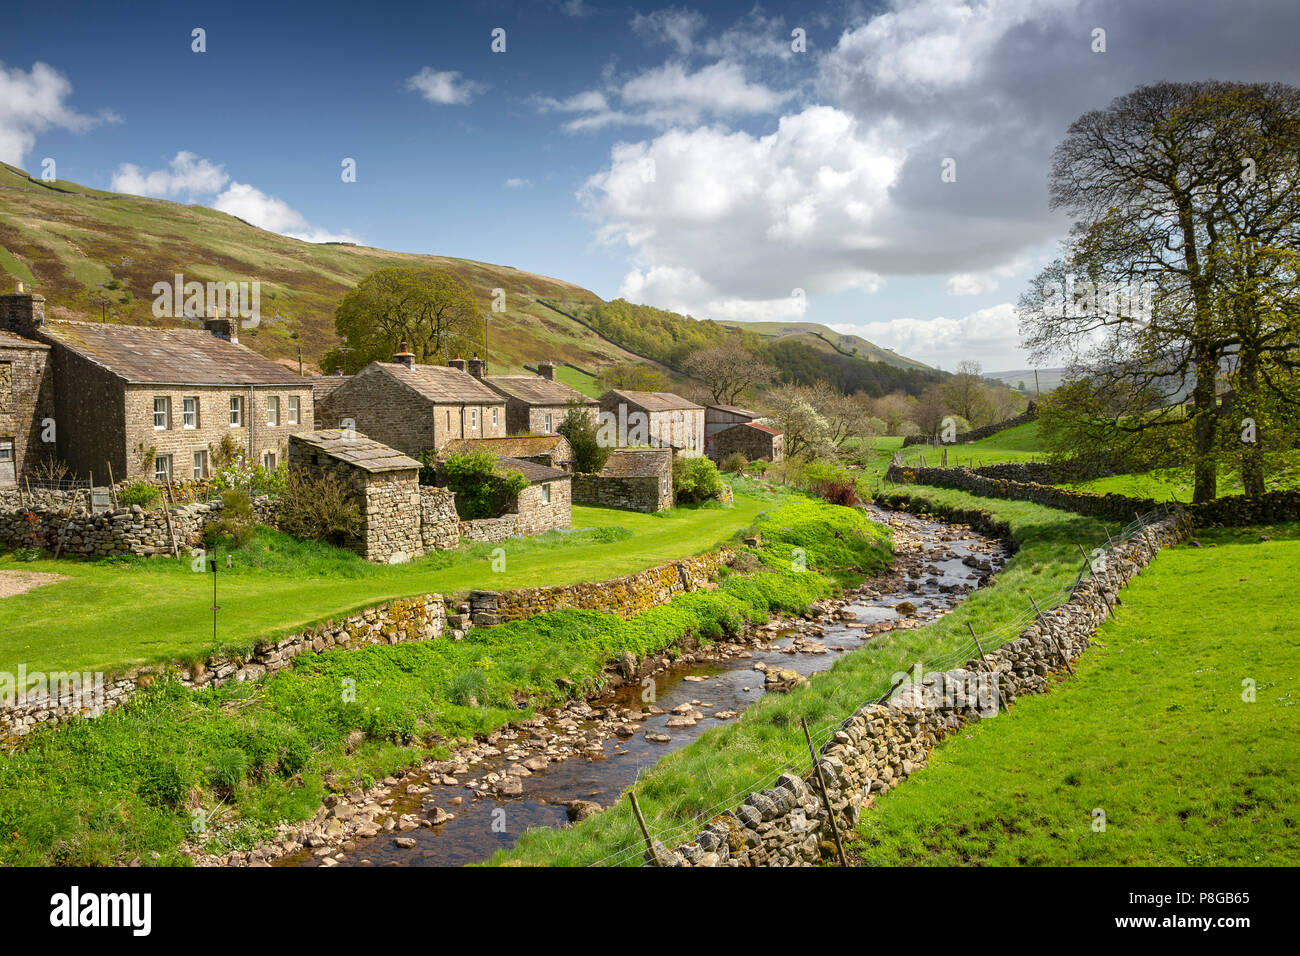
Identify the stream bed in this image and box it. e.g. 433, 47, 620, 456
267, 506, 1005, 868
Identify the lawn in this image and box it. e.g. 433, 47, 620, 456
1061, 455, 1300, 503
0, 496, 773, 676
852, 523, 1300, 866
487, 489, 1122, 866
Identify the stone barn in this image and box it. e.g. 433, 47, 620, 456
288, 430, 424, 564
597, 390, 705, 457
0, 328, 54, 487
709, 422, 784, 463
704, 404, 761, 443
572, 447, 674, 513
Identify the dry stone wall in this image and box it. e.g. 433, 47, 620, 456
901, 405, 1037, 447
655, 513, 1188, 866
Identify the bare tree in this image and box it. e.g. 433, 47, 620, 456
684, 345, 774, 405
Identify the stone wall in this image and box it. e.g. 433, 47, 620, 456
572, 472, 671, 512
514, 479, 571, 535
901, 404, 1037, 447
655, 513, 1188, 866
419, 486, 459, 552
710, 425, 784, 464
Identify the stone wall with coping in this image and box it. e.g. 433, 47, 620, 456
572, 472, 671, 512
654, 513, 1188, 866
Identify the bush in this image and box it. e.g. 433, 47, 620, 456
719, 452, 748, 473
673, 456, 725, 503
277, 471, 362, 546
439, 451, 529, 519
204, 489, 256, 549
117, 480, 160, 509
558, 401, 611, 474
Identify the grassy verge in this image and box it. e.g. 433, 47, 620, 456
0, 497, 771, 676
851, 523, 1300, 865
0, 496, 889, 866
486, 489, 1120, 866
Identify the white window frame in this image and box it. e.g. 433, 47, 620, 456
266, 395, 280, 427
192, 449, 208, 478
153, 396, 170, 430
183, 396, 198, 429
154, 455, 172, 482
492, 407, 499, 427
544, 413, 553, 434
288, 395, 300, 426
470, 408, 478, 429
230, 395, 243, 427
263, 451, 277, 470
541, 483, 551, 504
661, 474, 669, 494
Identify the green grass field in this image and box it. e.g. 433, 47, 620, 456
900, 422, 1047, 467
0, 497, 772, 676
852, 523, 1300, 865
487, 489, 1122, 866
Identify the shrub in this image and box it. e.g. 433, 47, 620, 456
277, 471, 362, 546
204, 489, 256, 549
117, 480, 160, 509
558, 401, 611, 474
440, 451, 529, 519
719, 452, 748, 473
673, 455, 725, 503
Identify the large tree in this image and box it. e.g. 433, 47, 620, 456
325, 267, 485, 373
683, 344, 774, 405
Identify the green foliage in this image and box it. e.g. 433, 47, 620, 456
719, 452, 749, 473
277, 470, 362, 546
439, 451, 529, 519
117, 480, 160, 509
558, 401, 610, 474
204, 489, 256, 549
672, 456, 725, 503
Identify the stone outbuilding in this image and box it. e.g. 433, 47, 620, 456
597, 389, 705, 457
314, 353, 507, 459
572, 447, 674, 513
0, 328, 54, 486
709, 422, 785, 464
704, 404, 762, 443
483, 361, 598, 435
442, 433, 575, 472
288, 429, 425, 564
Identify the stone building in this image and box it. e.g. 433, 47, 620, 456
0, 329, 54, 486
709, 422, 785, 463
442, 433, 575, 472
0, 285, 314, 482
597, 389, 705, 457
483, 361, 598, 435
572, 447, 674, 513
495, 457, 572, 536
704, 404, 762, 443
288, 430, 424, 563
314, 351, 507, 459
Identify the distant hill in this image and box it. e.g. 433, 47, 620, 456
986, 368, 1067, 395
718, 320, 934, 372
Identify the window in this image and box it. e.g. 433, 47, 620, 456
154, 455, 172, 482
661, 474, 669, 494
446, 410, 451, 429
288, 395, 300, 425
183, 396, 198, 429
230, 395, 243, 427
263, 451, 277, 469
544, 413, 553, 433
541, 483, 551, 504
0, 440, 14, 487
192, 450, 209, 478
153, 396, 170, 430
266, 395, 280, 427
492, 407, 499, 427
470, 408, 477, 429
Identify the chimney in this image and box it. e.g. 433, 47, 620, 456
466, 356, 487, 379
393, 341, 416, 368
0, 281, 46, 338
448, 355, 467, 373
538, 361, 556, 381
204, 306, 238, 344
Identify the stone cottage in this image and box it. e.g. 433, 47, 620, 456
288, 430, 425, 563
597, 389, 705, 457
0, 327, 54, 487
494, 457, 572, 536
483, 361, 598, 435
709, 422, 785, 463
314, 351, 507, 459
0, 285, 314, 482
442, 433, 575, 472
572, 447, 674, 513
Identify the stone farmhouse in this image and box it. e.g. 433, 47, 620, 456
442, 433, 575, 472
597, 389, 705, 457
0, 284, 313, 483
573, 447, 674, 513
709, 421, 785, 464
0, 329, 53, 487
314, 348, 507, 459
483, 360, 598, 435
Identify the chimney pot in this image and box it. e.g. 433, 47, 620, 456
393, 341, 416, 368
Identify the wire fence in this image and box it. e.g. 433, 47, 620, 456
593, 503, 1179, 867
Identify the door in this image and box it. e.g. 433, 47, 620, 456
0, 441, 15, 486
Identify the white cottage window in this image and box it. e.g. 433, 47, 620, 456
153, 397, 170, 430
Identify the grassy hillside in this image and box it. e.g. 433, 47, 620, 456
0, 163, 654, 376
720, 320, 934, 372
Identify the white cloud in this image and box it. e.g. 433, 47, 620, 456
503, 177, 531, 188
110, 150, 229, 197
405, 67, 485, 106
831, 303, 1029, 370
0, 61, 115, 167
212, 181, 357, 243
946, 272, 998, 296
631, 8, 707, 55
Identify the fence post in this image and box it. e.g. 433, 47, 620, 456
967, 623, 1010, 712
628, 790, 659, 867
800, 717, 849, 867
1029, 595, 1075, 674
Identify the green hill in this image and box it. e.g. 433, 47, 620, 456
719, 320, 934, 372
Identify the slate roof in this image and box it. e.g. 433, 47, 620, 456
598, 447, 673, 478
371, 361, 504, 404
290, 430, 421, 473
600, 389, 703, 412
309, 375, 351, 400
718, 422, 783, 437
40, 320, 307, 386
485, 375, 597, 406
495, 456, 570, 484
706, 404, 759, 418
442, 434, 569, 459
0, 330, 48, 350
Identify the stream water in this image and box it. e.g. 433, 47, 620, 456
277, 506, 1004, 867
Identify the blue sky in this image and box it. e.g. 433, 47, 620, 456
5, 0, 1300, 371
